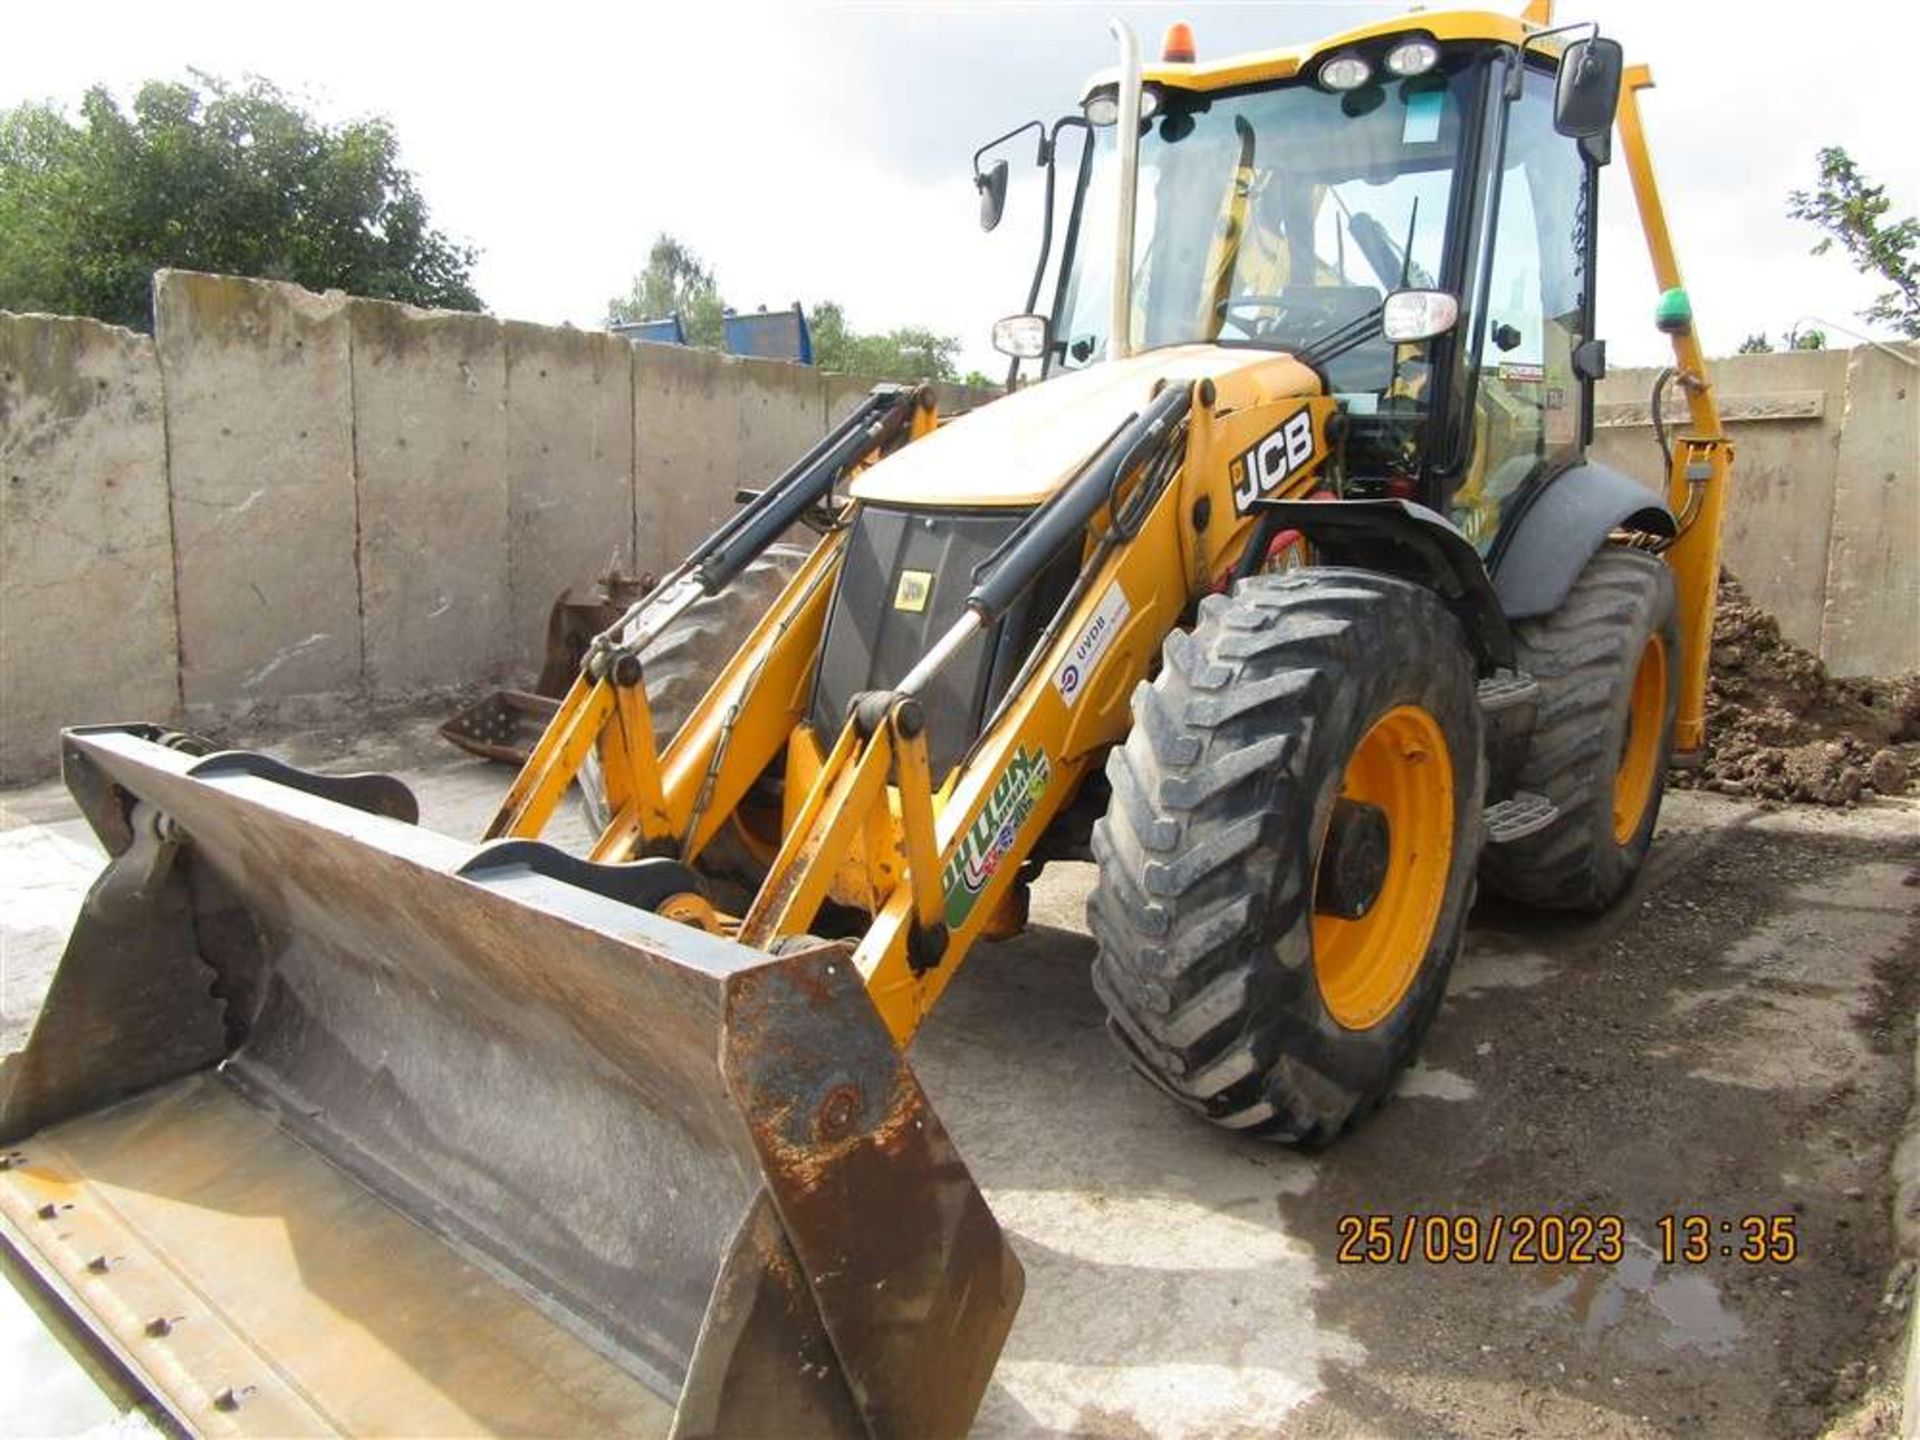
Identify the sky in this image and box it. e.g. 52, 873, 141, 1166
5, 1, 1917, 374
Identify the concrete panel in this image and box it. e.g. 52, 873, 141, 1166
351, 300, 508, 691
0, 315, 177, 781
156, 271, 360, 707
1822, 344, 1920, 676
822, 371, 876, 431
822, 372, 1000, 431
504, 324, 635, 675
632, 345, 826, 574
930, 380, 1002, 419
1593, 348, 1851, 656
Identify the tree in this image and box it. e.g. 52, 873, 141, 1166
1788, 146, 1920, 339
1736, 327, 1826, 355
808, 301, 960, 383
605, 234, 725, 347
0, 74, 480, 330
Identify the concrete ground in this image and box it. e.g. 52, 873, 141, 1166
2, 712, 1916, 1439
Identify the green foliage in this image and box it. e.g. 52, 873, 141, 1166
1737, 326, 1827, 355
807, 301, 959, 383
605, 234, 725, 347
604, 235, 963, 382
1788, 146, 1919, 340
0, 74, 480, 330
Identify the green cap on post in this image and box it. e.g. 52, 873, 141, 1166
1655, 287, 1693, 336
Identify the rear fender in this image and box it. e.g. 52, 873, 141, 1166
1487, 461, 1676, 620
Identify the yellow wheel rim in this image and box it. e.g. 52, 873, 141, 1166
1612, 634, 1668, 844
1312, 705, 1455, 1031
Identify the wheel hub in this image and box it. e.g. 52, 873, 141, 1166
1314, 798, 1391, 920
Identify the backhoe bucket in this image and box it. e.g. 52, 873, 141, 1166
0, 726, 1020, 1438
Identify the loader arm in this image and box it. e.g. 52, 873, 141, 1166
731, 363, 1344, 1042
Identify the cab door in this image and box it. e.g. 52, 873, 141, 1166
1449, 62, 1598, 550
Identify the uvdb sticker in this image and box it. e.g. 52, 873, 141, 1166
1230, 407, 1316, 515
1052, 580, 1131, 707
942, 746, 1051, 928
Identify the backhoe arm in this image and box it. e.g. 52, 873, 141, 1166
1617, 65, 1733, 756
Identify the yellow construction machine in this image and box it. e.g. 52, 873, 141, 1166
2, 5, 1730, 1435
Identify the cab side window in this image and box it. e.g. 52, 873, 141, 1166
1453, 65, 1591, 548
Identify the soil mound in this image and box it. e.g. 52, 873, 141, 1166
1673, 573, 1918, 805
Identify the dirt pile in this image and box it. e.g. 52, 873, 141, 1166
1672, 573, 1919, 805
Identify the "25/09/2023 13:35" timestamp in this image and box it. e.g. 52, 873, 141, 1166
1335, 1213, 1799, 1266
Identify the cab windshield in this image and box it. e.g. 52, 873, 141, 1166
1054, 59, 1479, 425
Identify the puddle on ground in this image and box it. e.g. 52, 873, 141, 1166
1395, 1063, 1478, 1101
1529, 1236, 1744, 1355
1447, 942, 1557, 997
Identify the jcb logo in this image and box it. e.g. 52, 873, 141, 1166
1230, 409, 1315, 515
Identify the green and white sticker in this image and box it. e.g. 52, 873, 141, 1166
942, 746, 1051, 928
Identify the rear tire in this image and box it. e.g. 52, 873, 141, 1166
1088, 569, 1486, 1145
1480, 547, 1678, 912
579, 546, 808, 845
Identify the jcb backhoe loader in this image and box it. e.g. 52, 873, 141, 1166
2, 5, 1730, 1434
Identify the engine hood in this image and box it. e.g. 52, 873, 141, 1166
850, 346, 1323, 507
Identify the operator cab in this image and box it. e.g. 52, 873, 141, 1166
976, 14, 1621, 556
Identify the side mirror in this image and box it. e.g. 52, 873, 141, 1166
992, 313, 1051, 359
976, 159, 1010, 232
1382, 289, 1460, 343
1553, 36, 1623, 138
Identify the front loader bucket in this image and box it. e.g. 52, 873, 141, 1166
0, 726, 1020, 1438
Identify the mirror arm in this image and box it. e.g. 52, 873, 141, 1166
1508, 18, 1598, 97
1516, 19, 1598, 66
972, 119, 1046, 182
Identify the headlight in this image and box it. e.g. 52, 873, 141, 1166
1083, 84, 1162, 126
1318, 51, 1373, 92
1384, 37, 1440, 77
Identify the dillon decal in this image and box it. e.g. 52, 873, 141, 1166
942, 746, 1051, 928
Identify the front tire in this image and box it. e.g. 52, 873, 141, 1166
1480, 547, 1678, 912
1089, 569, 1486, 1145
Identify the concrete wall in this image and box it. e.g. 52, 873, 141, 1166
1592, 343, 1919, 675
505, 323, 634, 675
157, 272, 360, 707
1, 314, 178, 782
4, 270, 1912, 784
0, 271, 996, 781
